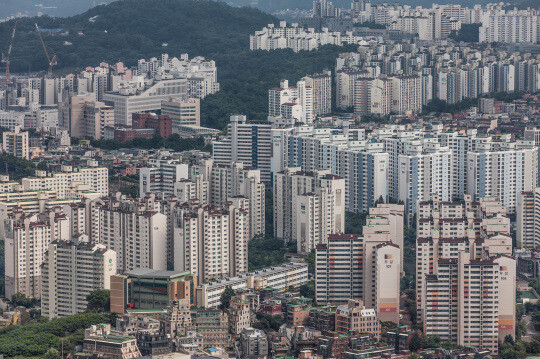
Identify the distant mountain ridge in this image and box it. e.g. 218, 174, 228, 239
0, 0, 115, 18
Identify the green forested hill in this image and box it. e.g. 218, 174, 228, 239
0, 0, 352, 129
0, 0, 277, 73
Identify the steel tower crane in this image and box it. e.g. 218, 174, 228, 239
35, 23, 57, 75
1, 20, 17, 84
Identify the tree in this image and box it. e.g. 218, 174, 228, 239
409, 332, 422, 352
501, 348, 518, 359
10, 292, 39, 308
86, 289, 110, 311
43, 348, 60, 359
219, 286, 235, 309
36, 161, 48, 171
299, 281, 315, 301
305, 250, 315, 274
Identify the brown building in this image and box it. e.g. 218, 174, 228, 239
132, 113, 172, 138
335, 300, 380, 338
287, 304, 310, 327
110, 269, 196, 314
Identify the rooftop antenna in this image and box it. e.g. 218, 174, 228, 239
1, 20, 17, 84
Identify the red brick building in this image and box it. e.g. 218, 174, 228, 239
132, 113, 172, 138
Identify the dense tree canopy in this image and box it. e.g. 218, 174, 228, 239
0, 312, 112, 357
86, 289, 110, 311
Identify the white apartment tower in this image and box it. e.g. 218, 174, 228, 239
302, 71, 332, 116
41, 235, 117, 318
467, 145, 538, 213
174, 202, 249, 282
95, 193, 167, 272
268, 79, 314, 124
4, 209, 71, 299
212, 115, 272, 184
273, 168, 345, 253
417, 195, 515, 353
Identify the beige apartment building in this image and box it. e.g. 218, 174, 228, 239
274, 167, 345, 254
2, 126, 29, 159
174, 202, 249, 282
21, 162, 108, 198
335, 299, 380, 338
315, 203, 404, 324
162, 97, 201, 129
4, 209, 71, 298
417, 195, 516, 354
41, 235, 117, 318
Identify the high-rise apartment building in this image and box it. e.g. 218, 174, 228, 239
95, 193, 167, 272
417, 195, 515, 353
424, 252, 516, 354
2, 127, 29, 159
398, 142, 453, 220
517, 190, 536, 249
467, 146, 538, 213
302, 71, 332, 116
315, 204, 403, 323
174, 202, 249, 282
212, 115, 272, 184
4, 209, 71, 298
210, 162, 265, 240
273, 168, 345, 253
41, 235, 117, 318
268, 79, 313, 124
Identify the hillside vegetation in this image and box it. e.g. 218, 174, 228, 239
0, 0, 277, 73
0, 0, 353, 129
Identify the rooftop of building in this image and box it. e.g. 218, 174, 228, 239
124, 268, 192, 279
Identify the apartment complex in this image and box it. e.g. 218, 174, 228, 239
41, 235, 117, 318
273, 168, 345, 253
315, 203, 404, 323
272, 123, 539, 220
269, 79, 314, 124
4, 209, 71, 298
21, 162, 108, 199
212, 115, 272, 184
173, 202, 249, 282
95, 194, 167, 272
2, 127, 29, 159
416, 195, 515, 351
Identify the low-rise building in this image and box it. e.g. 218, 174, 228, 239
240, 327, 269, 359
83, 324, 141, 359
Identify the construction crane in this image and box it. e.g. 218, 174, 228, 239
35, 23, 57, 75
1, 20, 17, 84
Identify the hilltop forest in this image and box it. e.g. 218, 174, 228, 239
0, 0, 353, 129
